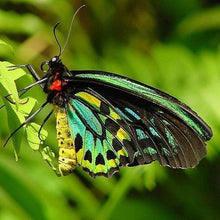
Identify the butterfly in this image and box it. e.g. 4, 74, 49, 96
2, 8, 213, 178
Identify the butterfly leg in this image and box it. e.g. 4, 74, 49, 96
0, 74, 47, 110
38, 110, 53, 142
3, 101, 48, 147
4, 95, 29, 105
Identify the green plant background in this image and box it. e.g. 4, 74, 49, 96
0, 1, 219, 220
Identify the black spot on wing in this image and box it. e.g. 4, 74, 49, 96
107, 150, 117, 160
84, 150, 92, 163
95, 153, 105, 165
75, 133, 83, 153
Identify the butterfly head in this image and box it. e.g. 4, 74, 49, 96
40, 56, 64, 74
50, 56, 61, 65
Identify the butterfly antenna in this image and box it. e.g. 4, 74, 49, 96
53, 22, 62, 57
60, 4, 86, 55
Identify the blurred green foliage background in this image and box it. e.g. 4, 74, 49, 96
0, 0, 219, 219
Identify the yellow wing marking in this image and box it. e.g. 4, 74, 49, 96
117, 127, 130, 141
109, 108, 121, 120
76, 148, 83, 165
76, 92, 101, 109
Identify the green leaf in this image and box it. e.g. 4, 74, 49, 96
39, 146, 61, 176
26, 123, 48, 151
0, 10, 44, 34
0, 61, 26, 105
0, 61, 25, 158
177, 6, 220, 35
3, 100, 25, 160
0, 61, 38, 158
0, 39, 14, 54
18, 97, 37, 117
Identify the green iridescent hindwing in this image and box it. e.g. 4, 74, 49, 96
65, 91, 134, 177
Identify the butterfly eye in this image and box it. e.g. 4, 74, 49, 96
51, 57, 57, 62
41, 61, 49, 73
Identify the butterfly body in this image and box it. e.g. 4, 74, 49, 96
37, 55, 212, 178
56, 107, 77, 175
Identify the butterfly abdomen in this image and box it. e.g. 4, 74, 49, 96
55, 107, 77, 175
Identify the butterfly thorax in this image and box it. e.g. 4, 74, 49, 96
43, 56, 72, 107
